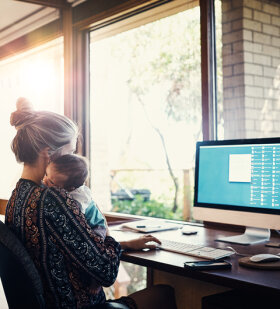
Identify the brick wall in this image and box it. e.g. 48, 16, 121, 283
222, 0, 280, 139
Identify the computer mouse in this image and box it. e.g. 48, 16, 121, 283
249, 254, 280, 263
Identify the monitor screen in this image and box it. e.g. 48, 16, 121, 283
194, 138, 280, 215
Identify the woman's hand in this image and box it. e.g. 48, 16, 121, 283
120, 235, 161, 251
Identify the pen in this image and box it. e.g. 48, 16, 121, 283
136, 225, 162, 228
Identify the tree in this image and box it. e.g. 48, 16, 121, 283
117, 8, 202, 212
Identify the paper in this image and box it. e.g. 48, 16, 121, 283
229, 154, 251, 182
121, 219, 179, 233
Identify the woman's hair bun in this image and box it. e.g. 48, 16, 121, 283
10, 97, 35, 128
16, 97, 33, 112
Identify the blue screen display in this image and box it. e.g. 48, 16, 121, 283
197, 144, 280, 210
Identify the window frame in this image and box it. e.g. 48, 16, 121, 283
73, 0, 218, 155
73, 0, 218, 221
0, 0, 218, 221
0, 0, 217, 152
81, 0, 215, 219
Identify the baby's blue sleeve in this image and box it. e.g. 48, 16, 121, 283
84, 200, 106, 229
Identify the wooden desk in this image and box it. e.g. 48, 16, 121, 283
111, 223, 280, 309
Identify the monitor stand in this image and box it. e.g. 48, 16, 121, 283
216, 227, 270, 245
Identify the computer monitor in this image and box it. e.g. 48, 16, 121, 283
193, 137, 280, 245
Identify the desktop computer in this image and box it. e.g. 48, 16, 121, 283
193, 137, 280, 245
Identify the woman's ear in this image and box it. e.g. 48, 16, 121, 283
40, 147, 51, 164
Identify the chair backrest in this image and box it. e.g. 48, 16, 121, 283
0, 221, 45, 309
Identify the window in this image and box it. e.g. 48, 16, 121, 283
89, 2, 201, 221
0, 37, 64, 198
216, 0, 280, 140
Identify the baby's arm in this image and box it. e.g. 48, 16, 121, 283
71, 185, 109, 237
85, 201, 109, 237
93, 202, 110, 235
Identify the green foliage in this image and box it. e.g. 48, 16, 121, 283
112, 195, 182, 220
124, 7, 202, 124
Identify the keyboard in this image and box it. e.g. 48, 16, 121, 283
159, 239, 234, 260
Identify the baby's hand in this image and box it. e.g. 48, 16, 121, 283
42, 175, 52, 187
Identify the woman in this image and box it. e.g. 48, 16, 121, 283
6, 98, 177, 309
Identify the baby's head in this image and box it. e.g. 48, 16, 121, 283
44, 154, 89, 191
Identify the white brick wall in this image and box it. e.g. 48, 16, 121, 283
244, 0, 262, 10
243, 7, 253, 19
222, 0, 280, 139
263, 3, 280, 16
272, 37, 280, 47
243, 18, 261, 31
243, 42, 262, 53
272, 16, 280, 27
233, 63, 244, 74
253, 54, 271, 66
253, 11, 271, 24
253, 32, 271, 45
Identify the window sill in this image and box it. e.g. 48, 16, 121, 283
104, 211, 203, 227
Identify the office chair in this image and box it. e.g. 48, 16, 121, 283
0, 221, 129, 309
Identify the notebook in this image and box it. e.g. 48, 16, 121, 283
121, 219, 180, 233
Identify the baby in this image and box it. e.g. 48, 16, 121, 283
43, 154, 107, 238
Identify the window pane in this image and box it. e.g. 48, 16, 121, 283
0, 37, 64, 198
216, 0, 280, 140
90, 6, 201, 221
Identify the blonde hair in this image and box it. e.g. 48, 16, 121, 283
10, 97, 78, 164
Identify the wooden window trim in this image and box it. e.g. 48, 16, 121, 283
200, 0, 217, 141
16, 0, 69, 9
89, 0, 198, 42
73, 0, 172, 30
62, 7, 74, 119
73, 28, 90, 159
0, 20, 62, 61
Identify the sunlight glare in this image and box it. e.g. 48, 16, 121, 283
21, 58, 56, 109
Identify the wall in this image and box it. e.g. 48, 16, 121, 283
222, 0, 280, 139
